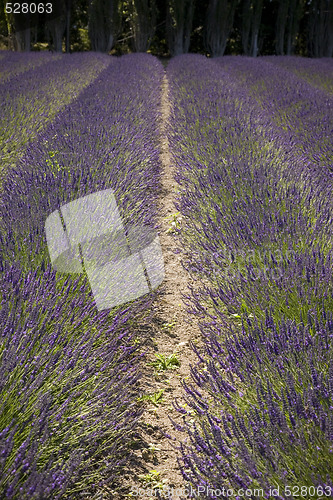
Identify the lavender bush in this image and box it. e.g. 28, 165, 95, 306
168, 55, 333, 325
0, 53, 164, 498
172, 310, 333, 497
214, 56, 333, 181
0, 263, 146, 499
166, 54, 333, 495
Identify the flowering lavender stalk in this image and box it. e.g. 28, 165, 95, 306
0, 263, 147, 499
0, 53, 163, 273
172, 310, 333, 497
214, 56, 333, 183
264, 56, 333, 95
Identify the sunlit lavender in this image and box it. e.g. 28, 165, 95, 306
166, 54, 333, 497
0, 52, 164, 499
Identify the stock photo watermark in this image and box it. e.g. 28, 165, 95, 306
45, 188, 164, 311
208, 247, 300, 282
129, 483, 333, 498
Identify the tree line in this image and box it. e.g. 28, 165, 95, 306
0, 0, 332, 57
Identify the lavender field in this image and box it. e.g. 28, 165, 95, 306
0, 53, 332, 499
0, 52, 164, 499
167, 55, 333, 497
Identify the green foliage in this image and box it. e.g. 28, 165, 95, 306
137, 469, 166, 489
137, 389, 165, 406
164, 212, 182, 233
148, 352, 180, 371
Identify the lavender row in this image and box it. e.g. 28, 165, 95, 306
167, 55, 333, 324
264, 56, 333, 95
0, 54, 163, 272
166, 54, 333, 496
0, 53, 110, 184
0, 51, 61, 84
0, 53, 164, 498
0, 264, 147, 499
214, 56, 333, 182
173, 312, 333, 498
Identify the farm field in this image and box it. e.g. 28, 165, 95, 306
0, 53, 332, 499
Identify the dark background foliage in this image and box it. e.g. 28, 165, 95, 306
0, 0, 332, 57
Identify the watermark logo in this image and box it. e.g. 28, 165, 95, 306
208, 247, 297, 282
45, 188, 164, 311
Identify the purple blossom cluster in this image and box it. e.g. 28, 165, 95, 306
0, 263, 146, 498
0, 52, 163, 273
0, 53, 164, 498
166, 54, 333, 496
173, 312, 333, 497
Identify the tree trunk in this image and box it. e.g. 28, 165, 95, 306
251, 0, 263, 56
130, 0, 157, 52
65, 0, 72, 53
88, 0, 120, 52
251, 28, 258, 56
166, 0, 194, 56
6, 12, 31, 51
241, 0, 252, 54
285, 0, 302, 55
23, 26, 30, 51
106, 33, 114, 52
204, 0, 238, 57
275, 0, 289, 55
322, 0, 333, 56
47, 18, 66, 51
172, 29, 184, 56
183, 0, 194, 53
307, 0, 333, 57
46, 0, 66, 52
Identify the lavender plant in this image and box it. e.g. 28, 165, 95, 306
0, 263, 147, 499
168, 55, 333, 325
214, 56, 333, 181
172, 311, 333, 497
0, 51, 58, 84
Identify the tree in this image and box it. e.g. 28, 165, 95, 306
275, 0, 288, 54
307, 0, 333, 56
88, 0, 121, 52
128, 0, 157, 52
66, 0, 73, 52
166, 0, 194, 56
275, 0, 303, 55
204, 0, 239, 57
4, 9, 32, 51
241, 0, 263, 56
45, 0, 67, 51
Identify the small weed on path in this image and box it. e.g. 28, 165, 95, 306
149, 353, 180, 371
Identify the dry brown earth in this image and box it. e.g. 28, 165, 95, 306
105, 74, 208, 500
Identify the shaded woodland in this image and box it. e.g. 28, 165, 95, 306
0, 0, 332, 58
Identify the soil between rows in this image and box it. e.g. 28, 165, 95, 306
107, 74, 208, 499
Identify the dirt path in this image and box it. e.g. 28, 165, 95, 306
107, 74, 206, 499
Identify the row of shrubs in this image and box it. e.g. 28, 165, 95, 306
166, 54, 333, 498
0, 53, 164, 498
